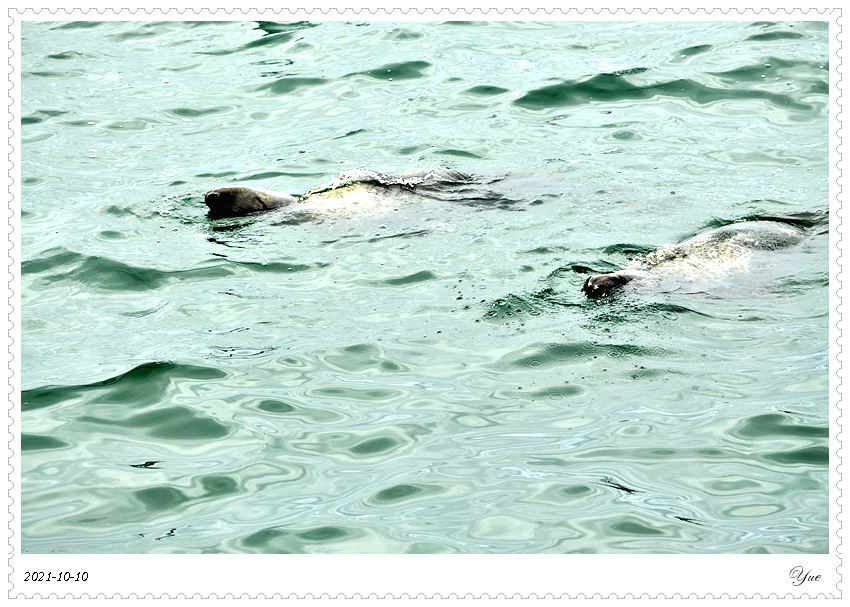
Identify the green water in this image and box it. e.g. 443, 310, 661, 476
20, 20, 829, 553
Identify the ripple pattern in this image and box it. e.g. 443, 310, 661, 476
20, 20, 829, 554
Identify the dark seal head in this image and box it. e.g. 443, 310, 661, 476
205, 186, 297, 219
583, 273, 635, 299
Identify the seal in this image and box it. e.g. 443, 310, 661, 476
204, 169, 472, 219
582, 220, 807, 299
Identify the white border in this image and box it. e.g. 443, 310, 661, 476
5, 5, 842, 600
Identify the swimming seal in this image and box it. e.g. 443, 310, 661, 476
583, 220, 808, 299
204, 169, 472, 219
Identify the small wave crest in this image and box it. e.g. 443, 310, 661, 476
299, 168, 474, 199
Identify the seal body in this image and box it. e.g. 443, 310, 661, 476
583, 221, 807, 299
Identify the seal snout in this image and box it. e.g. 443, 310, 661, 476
583, 273, 634, 299
204, 189, 221, 208
204, 186, 262, 219
204, 186, 297, 218
583, 276, 607, 299
204, 188, 233, 218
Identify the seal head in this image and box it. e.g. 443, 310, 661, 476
205, 186, 297, 219
583, 273, 635, 299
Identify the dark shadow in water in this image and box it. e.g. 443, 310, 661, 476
130, 461, 161, 469
21, 434, 69, 452
701, 209, 828, 231
346, 60, 432, 81
196, 21, 319, 56
730, 413, 829, 440
601, 477, 639, 495
513, 68, 819, 112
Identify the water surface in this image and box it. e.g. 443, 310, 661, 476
21, 20, 829, 553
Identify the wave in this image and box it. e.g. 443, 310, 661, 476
22, 361, 227, 411
513, 70, 820, 112
23, 246, 325, 291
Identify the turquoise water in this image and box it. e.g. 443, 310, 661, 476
20, 20, 829, 553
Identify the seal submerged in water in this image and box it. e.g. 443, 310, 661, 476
582, 220, 808, 299
204, 169, 473, 219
